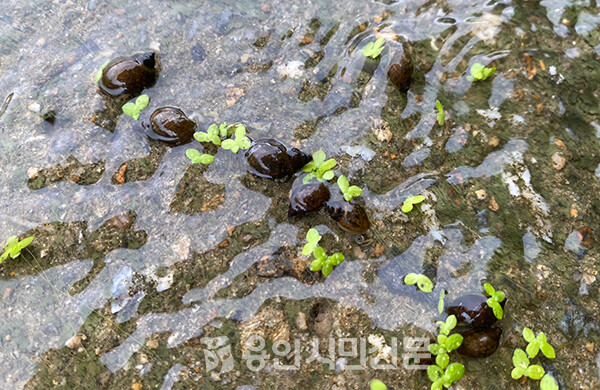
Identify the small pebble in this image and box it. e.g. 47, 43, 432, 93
372, 243, 385, 257
28, 102, 41, 113
148, 41, 161, 52
475, 189, 487, 200
131, 383, 143, 390
295, 312, 308, 331
488, 196, 499, 212
146, 339, 159, 349
65, 334, 82, 350
551, 152, 566, 170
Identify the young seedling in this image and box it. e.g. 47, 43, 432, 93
401, 195, 425, 213
427, 361, 465, 390
522, 328, 556, 359
438, 289, 446, 314
185, 149, 214, 165
404, 273, 433, 293
467, 62, 496, 82
511, 349, 545, 380
302, 228, 322, 256
194, 123, 223, 146
309, 247, 345, 277
1, 235, 34, 265
435, 100, 445, 126
484, 283, 505, 319
362, 37, 385, 59
337, 175, 362, 201
94, 59, 110, 82
429, 315, 463, 356
302, 150, 337, 184
122, 94, 149, 120
221, 124, 251, 153
369, 379, 387, 390
540, 374, 559, 390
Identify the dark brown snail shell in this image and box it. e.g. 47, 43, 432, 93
145, 107, 196, 146
245, 139, 311, 180
99, 52, 161, 97
457, 327, 502, 358
288, 183, 331, 217
325, 200, 371, 234
446, 294, 499, 329
387, 46, 413, 92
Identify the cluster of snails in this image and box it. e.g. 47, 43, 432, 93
445, 293, 505, 358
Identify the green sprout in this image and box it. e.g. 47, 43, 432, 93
122, 94, 149, 120
1, 235, 34, 265
362, 37, 385, 59
466, 62, 496, 82
185, 149, 214, 165
337, 175, 362, 201
94, 59, 110, 82
404, 273, 433, 293
511, 349, 545, 380
194, 124, 223, 146
370, 379, 387, 390
438, 289, 446, 314
540, 374, 559, 390
523, 328, 556, 359
429, 316, 463, 355
484, 283, 505, 319
301, 150, 337, 184
428, 361, 465, 390
302, 228, 321, 256
221, 124, 251, 153
401, 195, 425, 213
436, 100, 445, 126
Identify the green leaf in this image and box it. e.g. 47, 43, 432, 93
435, 353, 449, 369
445, 363, 465, 382
429, 343, 443, 356
221, 139, 236, 150
495, 290, 505, 302
302, 173, 315, 184
540, 374, 559, 390
301, 161, 316, 173
484, 283, 495, 296
526, 341, 540, 359
312, 150, 326, 167
348, 186, 362, 198
219, 123, 228, 137
329, 253, 345, 266
525, 365, 545, 380
320, 158, 337, 172
513, 349, 529, 367
194, 132, 209, 142
185, 149, 213, 164
234, 125, 246, 138
445, 334, 463, 352
436, 100, 445, 126
404, 273, 418, 285
491, 301, 503, 319
18, 236, 34, 250
446, 315, 457, 330
238, 136, 252, 150
523, 328, 535, 342
313, 246, 327, 261
540, 342, 556, 359
369, 379, 387, 390
416, 274, 433, 292
135, 94, 149, 110
401, 202, 413, 213
207, 124, 219, 136
132, 112, 140, 121
198, 154, 214, 164
511, 367, 525, 380
431, 381, 443, 390
322, 263, 333, 277
438, 289, 445, 314
337, 175, 350, 193
321, 170, 334, 181
469, 62, 496, 82
306, 228, 321, 243
302, 242, 316, 256
310, 259, 323, 271
427, 365, 443, 382
210, 134, 221, 146
122, 102, 137, 117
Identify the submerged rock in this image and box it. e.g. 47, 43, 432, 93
325, 200, 371, 234
98, 52, 161, 97
145, 107, 196, 146
288, 183, 330, 216
387, 45, 413, 92
245, 139, 311, 180
457, 327, 502, 357
446, 294, 499, 329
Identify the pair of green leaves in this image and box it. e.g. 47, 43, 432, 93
362, 37, 385, 59
194, 122, 228, 146
369, 380, 387, 390
401, 195, 425, 213
427, 362, 465, 390
1, 235, 34, 264
302, 228, 344, 277
221, 124, 251, 153
511, 349, 545, 380
435, 100, 445, 126
185, 149, 214, 165
523, 328, 556, 359
404, 273, 433, 292
337, 175, 362, 201
484, 283, 505, 319
467, 62, 496, 82
302, 150, 337, 184
122, 95, 149, 120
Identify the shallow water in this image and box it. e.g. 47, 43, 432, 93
1, 0, 600, 389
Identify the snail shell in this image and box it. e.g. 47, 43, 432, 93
245, 139, 311, 180
446, 294, 499, 329
146, 107, 196, 146
99, 52, 161, 97
457, 327, 502, 358
325, 200, 371, 234
387, 46, 413, 92
288, 183, 331, 217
